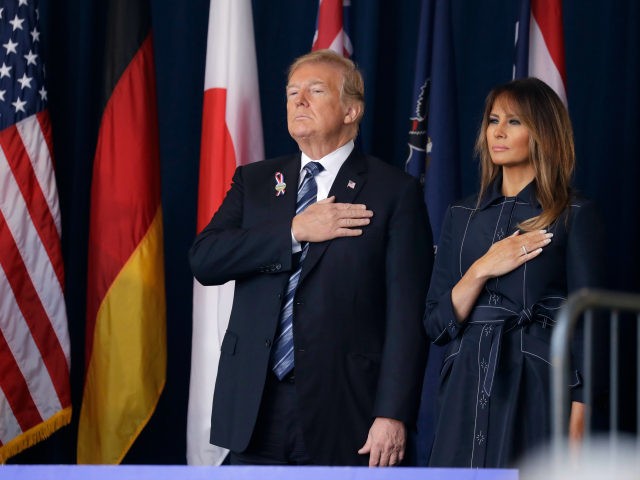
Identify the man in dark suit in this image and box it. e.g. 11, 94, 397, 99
189, 50, 433, 466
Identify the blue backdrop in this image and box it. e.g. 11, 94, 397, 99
11, 0, 638, 464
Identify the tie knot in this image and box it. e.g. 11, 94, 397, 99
303, 161, 324, 178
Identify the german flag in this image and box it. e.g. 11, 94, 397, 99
77, 0, 166, 464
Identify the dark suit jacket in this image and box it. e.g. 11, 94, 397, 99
189, 150, 433, 465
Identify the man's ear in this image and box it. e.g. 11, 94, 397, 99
344, 103, 362, 125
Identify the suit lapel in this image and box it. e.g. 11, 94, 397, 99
300, 151, 368, 283
269, 153, 301, 220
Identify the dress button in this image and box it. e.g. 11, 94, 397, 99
265, 339, 272, 348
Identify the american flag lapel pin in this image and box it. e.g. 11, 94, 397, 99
347, 180, 356, 189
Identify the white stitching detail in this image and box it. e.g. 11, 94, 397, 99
459, 208, 476, 277
520, 329, 551, 365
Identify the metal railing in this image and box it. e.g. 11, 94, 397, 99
551, 288, 640, 456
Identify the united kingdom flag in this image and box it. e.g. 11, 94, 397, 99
311, 0, 353, 57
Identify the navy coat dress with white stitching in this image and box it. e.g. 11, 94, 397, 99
424, 177, 605, 468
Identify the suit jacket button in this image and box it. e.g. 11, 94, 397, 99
265, 339, 272, 348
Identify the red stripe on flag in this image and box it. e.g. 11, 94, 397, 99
0, 330, 43, 432
36, 112, 57, 170
0, 211, 70, 406
531, 0, 567, 83
0, 126, 64, 287
312, 0, 343, 51
197, 88, 236, 232
86, 33, 160, 364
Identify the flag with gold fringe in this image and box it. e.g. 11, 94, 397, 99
0, 0, 71, 462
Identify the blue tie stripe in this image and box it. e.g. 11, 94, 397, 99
271, 161, 324, 379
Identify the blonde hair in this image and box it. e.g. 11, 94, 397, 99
288, 49, 365, 124
475, 77, 575, 230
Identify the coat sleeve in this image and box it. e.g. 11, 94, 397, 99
372, 177, 433, 424
423, 205, 465, 345
188, 165, 294, 285
566, 200, 606, 402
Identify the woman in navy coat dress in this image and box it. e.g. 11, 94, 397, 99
425, 78, 604, 467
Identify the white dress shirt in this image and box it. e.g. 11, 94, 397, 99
291, 140, 355, 252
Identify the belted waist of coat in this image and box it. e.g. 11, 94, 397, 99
465, 296, 566, 398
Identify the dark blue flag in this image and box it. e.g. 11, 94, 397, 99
406, 0, 460, 244
514, 0, 532, 79
405, 0, 460, 466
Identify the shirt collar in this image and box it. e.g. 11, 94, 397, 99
478, 174, 540, 210
300, 140, 354, 178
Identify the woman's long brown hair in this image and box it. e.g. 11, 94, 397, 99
475, 77, 575, 231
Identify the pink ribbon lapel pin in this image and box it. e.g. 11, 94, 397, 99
274, 172, 286, 196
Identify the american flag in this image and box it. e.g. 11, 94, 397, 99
0, 0, 71, 462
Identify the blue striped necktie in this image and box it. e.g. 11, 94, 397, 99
271, 161, 324, 380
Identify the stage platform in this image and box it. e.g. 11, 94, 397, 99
0, 465, 517, 480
